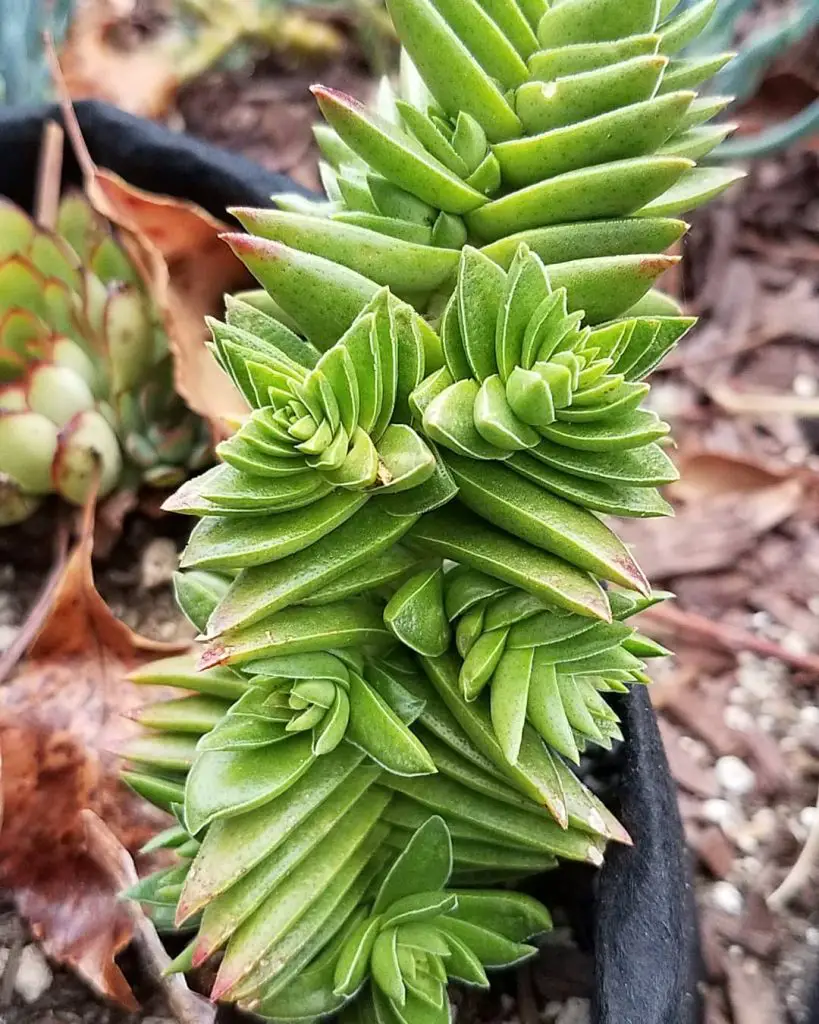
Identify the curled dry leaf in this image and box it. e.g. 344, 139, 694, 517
51, 54, 251, 435
0, 500, 190, 1008
90, 174, 253, 433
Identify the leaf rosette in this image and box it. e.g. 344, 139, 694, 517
441, 570, 671, 765
326, 817, 549, 1024
415, 243, 688, 521
0, 195, 209, 522
198, 285, 440, 511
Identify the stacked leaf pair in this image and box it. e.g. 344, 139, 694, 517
123, 247, 667, 1021
123, 565, 624, 1020
123, 0, 739, 1020
232, 0, 741, 332
0, 195, 209, 525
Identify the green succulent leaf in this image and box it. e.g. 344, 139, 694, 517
384, 566, 451, 656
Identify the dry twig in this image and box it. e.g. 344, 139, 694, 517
639, 604, 819, 678
34, 119, 65, 230
767, 784, 819, 911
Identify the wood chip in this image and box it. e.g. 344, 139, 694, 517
662, 690, 747, 759
725, 956, 785, 1024
658, 719, 719, 799
691, 826, 736, 879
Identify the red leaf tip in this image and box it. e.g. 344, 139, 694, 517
197, 644, 228, 670
310, 84, 364, 111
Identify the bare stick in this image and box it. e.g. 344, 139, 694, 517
768, 784, 819, 911
82, 811, 216, 1024
639, 603, 819, 678
34, 119, 65, 230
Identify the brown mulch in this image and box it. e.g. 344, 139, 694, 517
627, 141, 819, 1024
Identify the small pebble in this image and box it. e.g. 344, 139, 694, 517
736, 654, 784, 699
784, 445, 807, 465
781, 632, 810, 656
715, 756, 756, 796
749, 807, 778, 843
140, 537, 179, 590
807, 928, 819, 948
703, 798, 741, 830
724, 705, 754, 732
679, 735, 710, 762
799, 705, 819, 726
728, 686, 749, 706
799, 806, 817, 831
555, 998, 591, 1024
793, 373, 817, 397
0, 623, 19, 652
710, 881, 744, 916
14, 944, 52, 1003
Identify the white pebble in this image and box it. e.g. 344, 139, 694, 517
710, 881, 744, 916
782, 632, 810, 656
750, 807, 778, 842
140, 537, 179, 590
794, 374, 817, 397
556, 999, 592, 1024
0, 624, 19, 652
735, 830, 759, 855
736, 655, 781, 699
14, 945, 52, 1003
724, 706, 754, 732
807, 928, 819, 948
703, 798, 740, 830
715, 756, 756, 796
799, 806, 817, 831
799, 705, 819, 726
679, 735, 709, 761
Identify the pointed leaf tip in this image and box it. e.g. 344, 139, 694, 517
311, 84, 354, 102
197, 644, 228, 670
219, 233, 280, 258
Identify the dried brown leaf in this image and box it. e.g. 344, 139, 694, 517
620, 478, 803, 579
83, 812, 216, 1024
670, 451, 798, 503
50, 49, 251, 434
0, 498, 189, 1007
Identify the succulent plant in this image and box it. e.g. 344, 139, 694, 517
0, 195, 210, 524
124, 0, 738, 1020
682, 0, 819, 161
